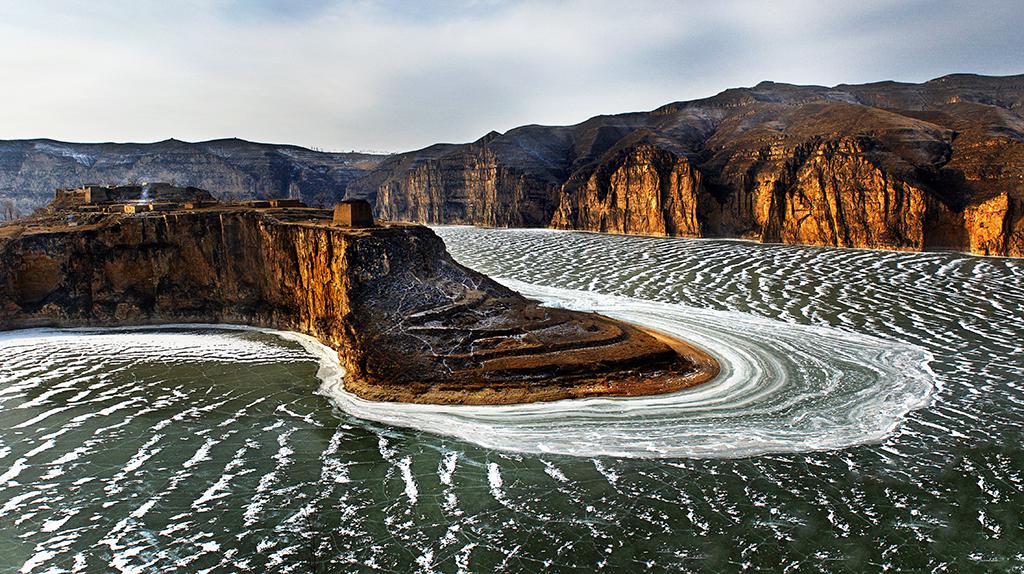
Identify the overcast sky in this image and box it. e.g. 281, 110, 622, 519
0, 0, 1020, 152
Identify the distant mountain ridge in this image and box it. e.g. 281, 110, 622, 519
349, 73, 1024, 256
4, 74, 1023, 256
0, 138, 385, 216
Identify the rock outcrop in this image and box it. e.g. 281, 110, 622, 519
551, 144, 703, 236
0, 206, 716, 405
367, 134, 562, 227
351, 74, 1024, 257
964, 192, 1024, 256
0, 138, 385, 215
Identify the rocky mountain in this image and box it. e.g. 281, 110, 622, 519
0, 138, 385, 217
350, 74, 1024, 257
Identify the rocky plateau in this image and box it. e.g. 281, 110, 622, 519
0, 204, 716, 405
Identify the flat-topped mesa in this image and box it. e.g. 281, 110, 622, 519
0, 197, 717, 405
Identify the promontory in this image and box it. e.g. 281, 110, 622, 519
0, 184, 717, 405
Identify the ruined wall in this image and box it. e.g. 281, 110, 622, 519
0, 139, 385, 211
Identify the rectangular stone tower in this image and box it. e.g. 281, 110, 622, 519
333, 200, 374, 228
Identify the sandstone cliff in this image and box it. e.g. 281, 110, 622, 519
551, 144, 703, 236
352, 74, 1024, 257
0, 207, 715, 404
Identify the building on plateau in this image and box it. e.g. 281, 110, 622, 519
52, 183, 218, 212
333, 200, 374, 227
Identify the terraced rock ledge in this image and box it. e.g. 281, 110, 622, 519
0, 205, 718, 404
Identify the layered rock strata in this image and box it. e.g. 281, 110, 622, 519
0, 207, 716, 405
351, 74, 1024, 257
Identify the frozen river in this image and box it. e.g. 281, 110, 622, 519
0, 227, 1021, 572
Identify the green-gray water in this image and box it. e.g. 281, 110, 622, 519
1, 227, 1022, 572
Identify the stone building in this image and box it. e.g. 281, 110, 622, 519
333, 200, 374, 227
51, 183, 217, 211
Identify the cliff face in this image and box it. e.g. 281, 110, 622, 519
370, 137, 561, 227
964, 192, 1024, 256
551, 145, 703, 236
0, 208, 715, 404
353, 74, 1024, 257
0, 138, 385, 216
707, 137, 938, 251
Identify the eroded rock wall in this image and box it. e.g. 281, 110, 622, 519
0, 212, 419, 384
374, 136, 1024, 256
716, 138, 934, 251
552, 139, 951, 251
551, 145, 703, 236
373, 147, 559, 227
356, 74, 1024, 257
964, 192, 1024, 256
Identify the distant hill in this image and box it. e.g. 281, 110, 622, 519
0, 138, 386, 217
349, 73, 1024, 257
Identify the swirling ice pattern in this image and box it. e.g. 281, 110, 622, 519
433, 226, 1024, 445
320, 280, 936, 458
1, 227, 1022, 573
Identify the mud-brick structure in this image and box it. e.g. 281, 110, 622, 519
51, 183, 217, 211
52, 185, 109, 207
333, 200, 374, 227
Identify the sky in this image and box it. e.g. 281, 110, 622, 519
0, 0, 1021, 153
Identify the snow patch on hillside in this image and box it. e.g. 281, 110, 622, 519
33, 143, 97, 167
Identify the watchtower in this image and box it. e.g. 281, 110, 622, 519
333, 200, 374, 228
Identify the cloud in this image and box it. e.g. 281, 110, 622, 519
0, 0, 1020, 152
